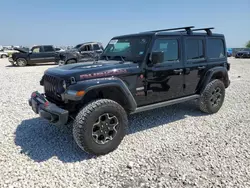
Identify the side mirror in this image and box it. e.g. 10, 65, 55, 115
151, 51, 164, 64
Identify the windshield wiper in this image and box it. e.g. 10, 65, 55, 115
112, 55, 126, 62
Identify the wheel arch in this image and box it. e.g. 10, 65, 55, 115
198, 67, 230, 93
66, 58, 77, 64
67, 77, 137, 113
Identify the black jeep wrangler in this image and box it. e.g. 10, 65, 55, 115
29, 26, 230, 155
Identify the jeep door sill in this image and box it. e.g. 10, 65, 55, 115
131, 94, 200, 114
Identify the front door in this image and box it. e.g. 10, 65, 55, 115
29, 46, 45, 63
79, 44, 95, 62
142, 36, 185, 106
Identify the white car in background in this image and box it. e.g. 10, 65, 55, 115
0, 50, 8, 58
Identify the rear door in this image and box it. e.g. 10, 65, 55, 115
42, 45, 56, 62
183, 36, 207, 96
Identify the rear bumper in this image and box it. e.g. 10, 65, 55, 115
28, 91, 69, 126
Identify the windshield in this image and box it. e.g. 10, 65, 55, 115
100, 37, 150, 63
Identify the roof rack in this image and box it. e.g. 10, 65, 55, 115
191, 27, 214, 35
141, 26, 195, 35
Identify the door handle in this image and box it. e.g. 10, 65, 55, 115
198, 66, 206, 70
173, 69, 183, 73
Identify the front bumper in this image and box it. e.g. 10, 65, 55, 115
8, 57, 15, 65
28, 91, 69, 126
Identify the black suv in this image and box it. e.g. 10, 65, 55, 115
9, 45, 58, 66
55, 42, 104, 65
29, 26, 230, 155
235, 49, 250, 58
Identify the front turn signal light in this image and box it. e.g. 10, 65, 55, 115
76, 91, 85, 96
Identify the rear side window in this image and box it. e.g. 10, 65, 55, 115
207, 38, 225, 58
186, 39, 204, 60
93, 44, 100, 50
43, 46, 54, 52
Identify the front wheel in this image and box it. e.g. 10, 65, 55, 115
73, 99, 128, 155
16, 58, 27, 66
198, 79, 225, 114
66, 59, 76, 64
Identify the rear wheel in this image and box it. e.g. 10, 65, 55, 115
198, 79, 225, 114
73, 99, 128, 155
16, 58, 27, 66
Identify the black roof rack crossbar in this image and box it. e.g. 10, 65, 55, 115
142, 26, 195, 34
191, 27, 214, 35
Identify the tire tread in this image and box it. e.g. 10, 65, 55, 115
73, 99, 127, 155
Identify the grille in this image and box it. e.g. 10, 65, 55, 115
43, 74, 64, 101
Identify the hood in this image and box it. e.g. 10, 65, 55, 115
45, 60, 139, 81
13, 47, 29, 53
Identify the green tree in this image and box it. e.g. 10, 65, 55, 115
246, 40, 250, 48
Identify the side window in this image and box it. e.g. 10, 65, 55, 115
32, 47, 40, 53
152, 39, 179, 62
186, 39, 204, 60
43, 46, 54, 52
207, 39, 225, 59
93, 44, 100, 51
80, 45, 92, 51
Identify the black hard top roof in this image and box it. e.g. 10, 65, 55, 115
112, 26, 224, 39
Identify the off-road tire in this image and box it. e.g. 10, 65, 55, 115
1, 54, 7, 58
198, 79, 225, 114
73, 99, 128, 155
16, 58, 28, 67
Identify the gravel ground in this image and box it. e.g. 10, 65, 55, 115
0, 58, 250, 188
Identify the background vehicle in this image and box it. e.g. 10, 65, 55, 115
29, 26, 230, 155
9, 45, 58, 66
0, 50, 8, 58
227, 48, 232, 57
55, 42, 104, 65
235, 49, 250, 58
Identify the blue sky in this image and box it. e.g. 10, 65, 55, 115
1, 0, 249, 48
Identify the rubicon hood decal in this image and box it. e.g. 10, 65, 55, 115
80, 69, 127, 79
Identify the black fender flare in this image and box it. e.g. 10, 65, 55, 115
198, 67, 230, 93
65, 77, 137, 112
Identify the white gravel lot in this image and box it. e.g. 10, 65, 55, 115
0, 58, 250, 188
